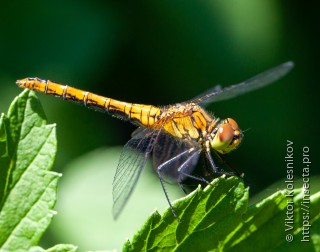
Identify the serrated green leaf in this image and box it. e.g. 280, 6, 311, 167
226, 189, 320, 251
0, 90, 66, 251
124, 176, 248, 252
271, 191, 320, 252
124, 176, 320, 252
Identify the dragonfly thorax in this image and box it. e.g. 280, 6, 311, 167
208, 118, 243, 154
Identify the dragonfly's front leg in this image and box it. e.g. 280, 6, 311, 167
213, 151, 245, 178
178, 182, 188, 195
177, 169, 210, 185
205, 150, 236, 176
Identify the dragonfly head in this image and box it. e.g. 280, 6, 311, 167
210, 118, 243, 154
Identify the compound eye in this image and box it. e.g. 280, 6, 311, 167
210, 118, 242, 154
218, 124, 234, 143
226, 118, 239, 130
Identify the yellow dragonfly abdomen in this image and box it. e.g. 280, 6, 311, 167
16, 77, 161, 128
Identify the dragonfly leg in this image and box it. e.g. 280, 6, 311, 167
205, 151, 235, 176
178, 182, 188, 195
156, 169, 181, 222
205, 151, 219, 173
213, 151, 245, 178
178, 170, 210, 185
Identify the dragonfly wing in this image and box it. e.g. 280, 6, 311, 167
153, 132, 200, 182
112, 127, 159, 219
189, 61, 294, 106
188, 85, 222, 103
131, 126, 145, 137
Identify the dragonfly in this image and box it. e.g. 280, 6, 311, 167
16, 61, 294, 220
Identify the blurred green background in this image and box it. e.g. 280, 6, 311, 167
1, 0, 319, 251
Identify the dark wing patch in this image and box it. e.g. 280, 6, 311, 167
153, 132, 200, 183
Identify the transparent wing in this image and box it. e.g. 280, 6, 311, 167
112, 127, 159, 219
188, 85, 222, 102
153, 132, 200, 182
188, 61, 294, 106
